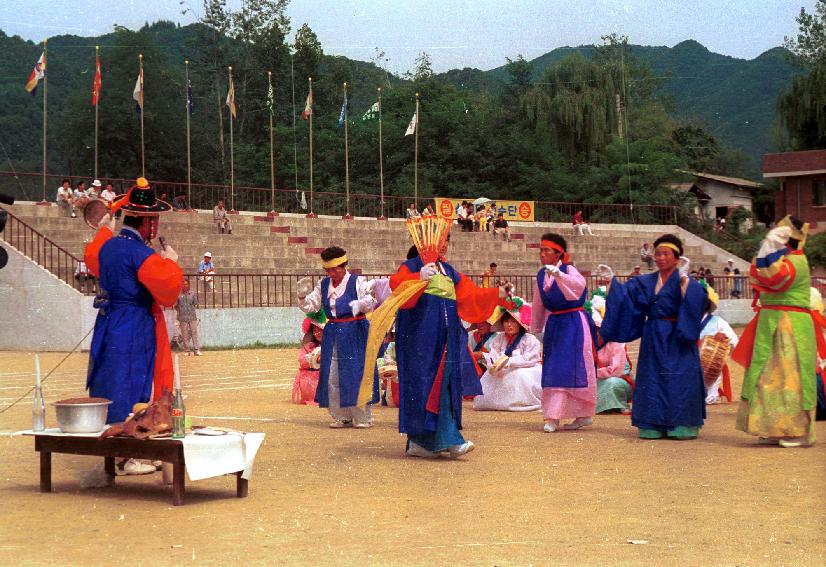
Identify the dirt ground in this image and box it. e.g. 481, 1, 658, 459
0, 348, 823, 567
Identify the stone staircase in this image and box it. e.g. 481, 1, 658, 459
4, 202, 747, 280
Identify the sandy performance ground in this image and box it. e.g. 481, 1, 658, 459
0, 348, 824, 567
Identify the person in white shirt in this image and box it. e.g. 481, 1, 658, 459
296, 247, 378, 428
56, 179, 76, 218
87, 179, 102, 200
99, 182, 116, 204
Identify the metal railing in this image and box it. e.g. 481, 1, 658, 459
1, 206, 98, 294
0, 169, 678, 224
180, 272, 818, 309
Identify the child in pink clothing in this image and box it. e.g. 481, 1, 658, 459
291, 315, 325, 405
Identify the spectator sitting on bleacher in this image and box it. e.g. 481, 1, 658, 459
493, 213, 510, 241
56, 179, 76, 218
406, 202, 420, 218
457, 201, 470, 231
628, 265, 643, 278
87, 180, 102, 200
73, 181, 90, 210
423, 203, 435, 216
172, 192, 189, 211
640, 242, 654, 270
100, 182, 116, 204
213, 199, 232, 234
572, 210, 594, 236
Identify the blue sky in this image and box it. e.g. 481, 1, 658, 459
0, 0, 816, 73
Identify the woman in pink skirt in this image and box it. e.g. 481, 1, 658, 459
530, 233, 597, 432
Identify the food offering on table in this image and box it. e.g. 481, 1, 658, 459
100, 391, 174, 439
378, 363, 398, 382
53, 397, 112, 433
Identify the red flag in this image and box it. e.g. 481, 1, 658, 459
91, 52, 102, 106
301, 90, 312, 120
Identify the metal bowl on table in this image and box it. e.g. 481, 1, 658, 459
53, 398, 112, 433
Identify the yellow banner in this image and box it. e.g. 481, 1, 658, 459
434, 198, 534, 222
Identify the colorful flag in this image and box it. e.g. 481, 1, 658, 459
405, 112, 418, 136
226, 76, 236, 119
187, 79, 194, 115
337, 91, 347, 128
362, 101, 379, 121
132, 68, 144, 114
266, 82, 274, 116
301, 90, 312, 120
91, 52, 102, 106
24, 51, 46, 95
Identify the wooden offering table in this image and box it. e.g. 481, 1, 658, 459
28, 429, 264, 506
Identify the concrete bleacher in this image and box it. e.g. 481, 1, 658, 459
5, 202, 747, 280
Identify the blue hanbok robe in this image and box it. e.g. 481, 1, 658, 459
391, 256, 499, 450
316, 275, 378, 408
535, 266, 595, 388
87, 228, 182, 423
601, 270, 707, 431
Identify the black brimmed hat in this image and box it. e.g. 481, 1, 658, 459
118, 177, 171, 215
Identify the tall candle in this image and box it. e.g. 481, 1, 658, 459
173, 354, 180, 390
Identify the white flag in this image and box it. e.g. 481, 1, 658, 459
362, 101, 379, 121
405, 112, 417, 136
132, 69, 144, 113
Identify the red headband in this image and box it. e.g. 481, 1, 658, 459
540, 239, 570, 264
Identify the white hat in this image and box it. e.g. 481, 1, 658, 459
91, 179, 102, 187
727, 258, 734, 263
204, 251, 212, 257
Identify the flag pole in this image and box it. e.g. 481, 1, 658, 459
343, 82, 351, 220
185, 60, 191, 209
307, 77, 315, 218
414, 92, 419, 210
40, 39, 48, 204
94, 45, 99, 180
268, 71, 277, 216
228, 66, 235, 212
290, 53, 299, 208
377, 87, 385, 221
139, 54, 145, 178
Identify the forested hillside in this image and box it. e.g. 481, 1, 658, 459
0, 18, 799, 210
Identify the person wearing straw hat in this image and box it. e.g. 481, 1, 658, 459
697, 285, 738, 404
473, 299, 542, 412
598, 233, 708, 440
292, 310, 327, 406
296, 247, 379, 428
84, 177, 183, 427
531, 233, 597, 432
731, 216, 823, 447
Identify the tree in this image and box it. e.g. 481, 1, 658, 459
784, 1, 826, 66
293, 23, 322, 83
523, 52, 620, 160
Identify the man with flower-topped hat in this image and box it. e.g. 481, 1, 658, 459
84, 177, 183, 429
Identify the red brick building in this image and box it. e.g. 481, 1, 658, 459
763, 149, 826, 232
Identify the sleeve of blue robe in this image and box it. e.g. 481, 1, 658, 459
676, 279, 707, 344
601, 276, 647, 343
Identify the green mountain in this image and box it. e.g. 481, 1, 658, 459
439, 40, 801, 165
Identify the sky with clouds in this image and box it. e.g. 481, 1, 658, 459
0, 0, 816, 73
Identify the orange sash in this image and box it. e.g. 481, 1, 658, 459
731, 304, 826, 368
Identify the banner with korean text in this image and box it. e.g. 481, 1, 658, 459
434, 198, 535, 222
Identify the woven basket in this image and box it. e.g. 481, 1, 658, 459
699, 336, 730, 387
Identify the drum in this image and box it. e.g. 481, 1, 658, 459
82, 199, 109, 229
699, 335, 731, 387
